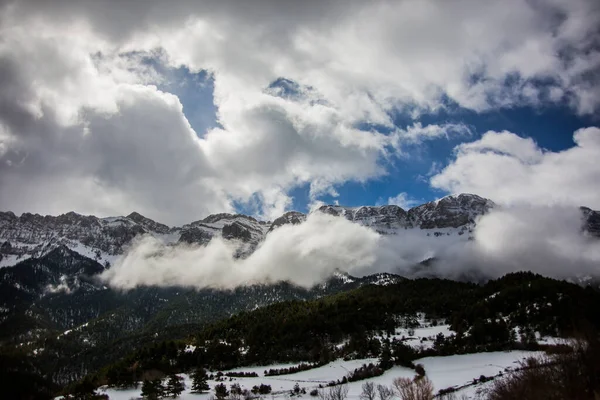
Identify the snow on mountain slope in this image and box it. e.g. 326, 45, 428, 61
183, 213, 269, 245
0, 211, 152, 267
2, 193, 597, 268
315, 194, 493, 233
268, 211, 307, 232
317, 204, 410, 233
408, 193, 495, 229
0, 211, 270, 267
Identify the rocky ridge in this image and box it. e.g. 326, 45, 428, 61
1, 194, 597, 268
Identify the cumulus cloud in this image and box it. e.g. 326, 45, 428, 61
431, 127, 600, 209
101, 204, 600, 290
101, 213, 386, 289
386, 192, 421, 210
416, 206, 600, 282
463, 206, 600, 278
1, 0, 600, 223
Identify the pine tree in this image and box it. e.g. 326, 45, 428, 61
191, 367, 210, 393
70, 376, 98, 399
166, 374, 185, 398
141, 379, 165, 400
378, 339, 393, 370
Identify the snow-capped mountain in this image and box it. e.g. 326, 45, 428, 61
316, 193, 494, 233
181, 213, 269, 245
267, 211, 307, 232
407, 193, 495, 229
0, 211, 271, 267
1, 193, 597, 268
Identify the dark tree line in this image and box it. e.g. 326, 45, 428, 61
63, 272, 600, 398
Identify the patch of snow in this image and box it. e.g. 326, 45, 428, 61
93, 351, 540, 400
184, 345, 197, 353
0, 254, 27, 268
417, 350, 542, 394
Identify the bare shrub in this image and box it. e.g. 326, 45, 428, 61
360, 382, 377, 400
487, 333, 600, 400
392, 376, 434, 400
318, 388, 330, 400
329, 384, 349, 400
376, 384, 393, 400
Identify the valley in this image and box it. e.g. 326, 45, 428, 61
1, 195, 599, 399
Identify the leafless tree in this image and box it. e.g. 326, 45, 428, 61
230, 383, 243, 400
329, 385, 349, 400
376, 384, 393, 400
392, 377, 434, 400
318, 388, 330, 400
360, 382, 377, 400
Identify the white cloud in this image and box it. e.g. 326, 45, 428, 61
450, 205, 600, 279
387, 192, 421, 210
431, 127, 600, 209
101, 212, 384, 289
0, 0, 599, 223
396, 122, 471, 145
101, 204, 600, 289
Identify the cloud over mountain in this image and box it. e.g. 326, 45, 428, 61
431, 127, 600, 209
101, 201, 600, 290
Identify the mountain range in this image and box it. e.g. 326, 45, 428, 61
0, 193, 508, 267
1, 193, 599, 388
2, 193, 599, 269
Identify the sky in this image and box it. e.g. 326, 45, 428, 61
0, 0, 599, 226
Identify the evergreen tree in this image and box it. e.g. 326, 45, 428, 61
166, 374, 185, 398
378, 339, 393, 370
69, 375, 98, 399
141, 379, 165, 400
214, 382, 229, 400
520, 327, 538, 349
191, 367, 210, 393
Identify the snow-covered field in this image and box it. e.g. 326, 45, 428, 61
373, 322, 454, 350
97, 350, 539, 400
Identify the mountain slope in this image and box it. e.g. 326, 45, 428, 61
2, 194, 597, 270
0, 246, 405, 385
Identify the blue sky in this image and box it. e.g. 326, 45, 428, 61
1, 0, 599, 224
162, 68, 595, 214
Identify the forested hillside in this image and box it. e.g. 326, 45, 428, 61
86, 273, 600, 395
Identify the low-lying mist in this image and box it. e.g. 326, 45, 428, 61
100, 206, 600, 290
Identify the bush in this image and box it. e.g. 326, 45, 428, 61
347, 363, 384, 382
487, 334, 600, 400
251, 384, 272, 395
414, 364, 426, 377
214, 383, 229, 400
265, 362, 321, 376
226, 371, 259, 378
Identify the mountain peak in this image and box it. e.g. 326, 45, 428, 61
0, 211, 17, 221
126, 211, 145, 220
408, 193, 495, 229
432, 193, 492, 205
268, 211, 307, 232
126, 211, 170, 233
